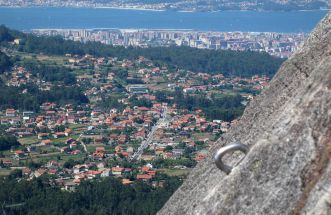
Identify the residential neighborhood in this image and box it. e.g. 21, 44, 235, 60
0, 52, 269, 191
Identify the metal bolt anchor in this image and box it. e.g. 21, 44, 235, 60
214, 142, 249, 174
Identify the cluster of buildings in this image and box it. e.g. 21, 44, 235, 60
0, 0, 169, 10
1, 0, 330, 11
0, 100, 236, 190
17, 160, 160, 191
0, 52, 271, 190
5, 66, 54, 91
32, 29, 306, 58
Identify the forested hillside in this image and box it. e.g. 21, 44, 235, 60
0, 175, 182, 215
0, 83, 88, 112
0, 51, 12, 73
0, 25, 284, 78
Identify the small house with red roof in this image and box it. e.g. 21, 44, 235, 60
137, 174, 152, 181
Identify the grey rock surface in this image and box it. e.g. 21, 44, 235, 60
301, 160, 331, 215
157, 12, 331, 215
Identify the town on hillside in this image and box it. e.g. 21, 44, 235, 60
0, 52, 270, 191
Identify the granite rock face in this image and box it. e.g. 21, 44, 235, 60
158, 12, 331, 215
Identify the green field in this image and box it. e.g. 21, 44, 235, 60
18, 136, 39, 145
0, 168, 12, 176
30, 153, 86, 165
192, 132, 215, 141
14, 51, 70, 67
86, 144, 112, 153
69, 124, 86, 130
158, 168, 191, 177
19, 134, 80, 145
51, 135, 79, 144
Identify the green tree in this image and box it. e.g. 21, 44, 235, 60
0, 51, 12, 73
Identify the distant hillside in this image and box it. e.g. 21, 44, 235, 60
0, 0, 329, 11
101, 0, 331, 11
0, 25, 284, 78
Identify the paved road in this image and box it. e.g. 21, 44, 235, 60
77, 134, 88, 153
130, 106, 168, 162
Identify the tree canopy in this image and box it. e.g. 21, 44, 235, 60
0, 176, 182, 215
0, 51, 12, 73
0, 135, 20, 151
1, 26, 284, 78
0, 83, 88, 112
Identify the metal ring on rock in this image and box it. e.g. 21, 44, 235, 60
214, 142, 249, 174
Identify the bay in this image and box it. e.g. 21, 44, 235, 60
0, 7, 328, 32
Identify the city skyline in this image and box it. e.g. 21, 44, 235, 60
32, 28, 306, 58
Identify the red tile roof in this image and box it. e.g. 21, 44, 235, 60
137, 174, 152, 180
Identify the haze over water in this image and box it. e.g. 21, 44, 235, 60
0, 7, 327, 32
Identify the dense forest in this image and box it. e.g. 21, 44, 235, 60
0, 125, 20, 151
0, 52, 88, 111
0, 51, 12, 73
0, 175, 181, 215
155, 88, 245, 121
22, 60, 76, 85
0, 82, 88, 112
0, 25, 13, 42
0, 25, 284, 78
0, 135, 20, 151
175, 90, 244, 121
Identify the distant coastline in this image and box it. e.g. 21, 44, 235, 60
94, 6, 166, 12
0, 7, 327, 33
0, 5, 330, 13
